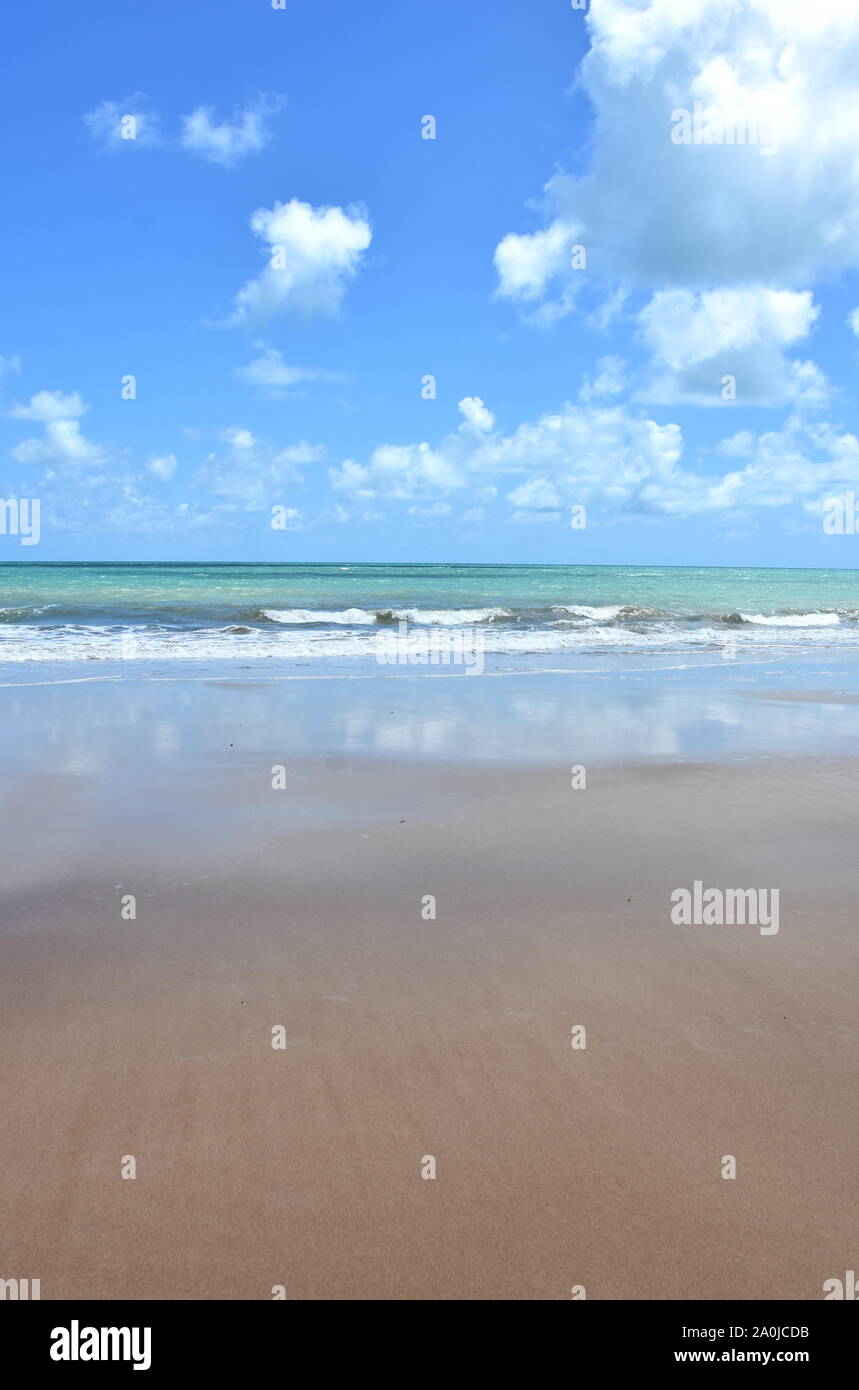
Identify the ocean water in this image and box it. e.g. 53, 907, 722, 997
3, 562, 859, 672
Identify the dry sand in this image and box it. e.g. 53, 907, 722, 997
1, 754, 857, 1299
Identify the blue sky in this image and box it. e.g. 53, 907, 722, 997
4, 0, 859, 565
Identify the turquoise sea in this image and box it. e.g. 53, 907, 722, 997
3, 562, 859, 669
3, 563, 859, 765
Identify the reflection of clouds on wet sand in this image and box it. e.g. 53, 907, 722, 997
2, 658, 859, 789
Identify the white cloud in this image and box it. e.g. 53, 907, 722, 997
148, 453, 178, 481
328, 388, 859, 521
494, 220, 583, 319
716, 430, 757, 458
506, 478, 564, 510
328, 398, 496, 500
8, 390, 88, 421
579, 355, 627, 402
1, 391, 318, 535
84, 92, 282, 166
92, 483, 184, 534
467, 404, 687, 517
235, 345, 339, 395
194, 427, 323, 508
229, 199, 372, 321
270, 506, 303, 530
849, 307, 859, 338
639, 288, 817, 368
330, 395, 684, 509
180, 94, 284, 167
330, 444, 466, 502
83, 95, 161, 149
2, 388, 185, 539
495, 1, 859, 312
10, 419, 104, 467
7, 390, 103, 470
508, 509, 566, 525
41, 475, 221, 537
587, 285, 630, 332
407, 502, 453, 518
458, 396, 495, 433
320, 501, 384, 524
707, 415, 859, 515
0, 354, 21, 377
636, 287, 828, 405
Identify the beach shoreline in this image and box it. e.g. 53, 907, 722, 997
2, 724, 857, 1300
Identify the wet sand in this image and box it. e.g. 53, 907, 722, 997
1, 742, 857, 1300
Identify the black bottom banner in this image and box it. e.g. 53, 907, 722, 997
3, 1299, 853, 1375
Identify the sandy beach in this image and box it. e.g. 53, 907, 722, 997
9, 0, 859, 1328
2, 674, 857, 1300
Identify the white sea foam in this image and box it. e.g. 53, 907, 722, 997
741, 612, 840, 627
552, 604, 623, 621
2, 611, 858, 663
390, 606, 509, 625
262, 605, 510, 626
261, 607, 378, 625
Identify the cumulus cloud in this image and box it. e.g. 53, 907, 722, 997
329, 394, 682, 511
10, 420, 104, 467
587, 285, 630, 332
407, 502, 453, 518
1, 391, 317, 536
194, 427, 324, 508
507, 478, 564, 511
84, 483, 185, 534
269, 506, 303, 530
328, 387, 859, 523
508, 508, 566, 525
8, 390, 88, 421
495, 1, 859, 314
636, 287, 828, 405
148, 453, 178, 481
464, 403, 687, 518
579, 355, 627, 402
42, 477, 221, 537
329, 397, 484, 500
500, 478, 561, 522
458, 396, 495, 433
83, 95, 162, 149
235, 345, 340, 395
83, 91, 281, 167
331, 444, 465, 502
494, 221, 585, 321
229, 199, 372, 321
328, 399, 505, 504
706, 415, 859, 516
180, 94, 284, 167
7, 390, 106, 469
